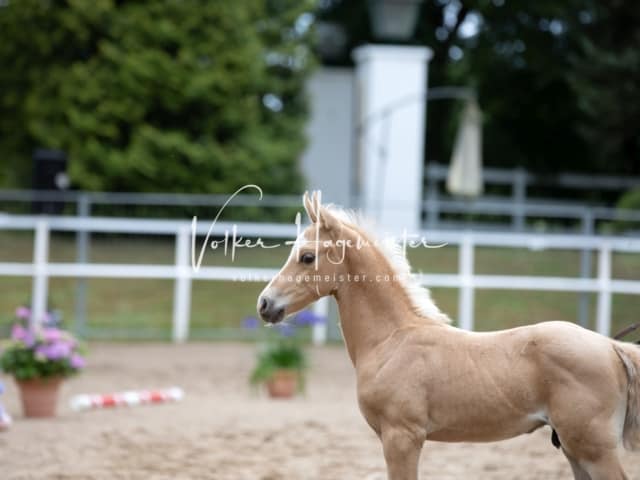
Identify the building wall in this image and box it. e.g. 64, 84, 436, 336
300, 67, 355, 208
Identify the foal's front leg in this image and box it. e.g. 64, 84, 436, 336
380, 427, 423, 480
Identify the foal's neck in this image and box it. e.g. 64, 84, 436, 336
333, 245, 433, 367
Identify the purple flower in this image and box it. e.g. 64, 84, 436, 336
42, 328, 62, 342
294, 310, 326, 326
11, 324, 35, 347
10, 324, 26, 340
34, 345, 47, 359
242, 316, 260, 329
276, 323, 296, 337
70, 353, 86, 369
36, 341, 72, 360
15, 306, 30, 320
45, 310, 62, 327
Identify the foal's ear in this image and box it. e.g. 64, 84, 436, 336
318, 207, 341, 232
303, 191, 318, 223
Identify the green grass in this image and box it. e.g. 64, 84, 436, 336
0, 231, 639, 340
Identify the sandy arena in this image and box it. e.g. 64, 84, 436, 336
1, 343, 638, 479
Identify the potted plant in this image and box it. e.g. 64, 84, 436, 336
0, 381, 11, 430
245, 310, 325, 398
0, 306, 86, 418
250, 341, 307, 398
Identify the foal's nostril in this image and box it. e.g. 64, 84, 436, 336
259, 297, 270, 315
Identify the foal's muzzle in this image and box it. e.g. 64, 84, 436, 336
257, 295, 285, 324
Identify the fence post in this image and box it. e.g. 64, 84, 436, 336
458, 234, 475, 330
172, 225, 192, 343
311, 296, 329, 345
578, 209, 594, 327
425, 164, 440, 230
31, 219, 50, 330
596, 243, 612, 336
512, 167, 527, 231
74, 193, 91, 336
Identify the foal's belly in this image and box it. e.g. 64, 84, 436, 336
426, 414, 546, 443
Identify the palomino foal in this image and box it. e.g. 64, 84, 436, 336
257, 192, 640, 480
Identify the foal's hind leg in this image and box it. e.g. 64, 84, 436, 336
560, 434, 627, 480
549, 382, 628, 480
562, 449, 591, 480
560, 430, 626, 480
581, 452, 628, 480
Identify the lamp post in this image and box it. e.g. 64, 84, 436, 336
354, 0, 428, 234
368, 0, 423, 41
354, 1, 482, 235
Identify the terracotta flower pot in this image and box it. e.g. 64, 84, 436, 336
16, 377, 63, 418
266, 369, 299, 398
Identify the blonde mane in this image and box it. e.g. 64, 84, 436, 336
326, 205, 451, 324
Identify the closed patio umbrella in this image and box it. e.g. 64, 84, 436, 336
447, 99, 483, 197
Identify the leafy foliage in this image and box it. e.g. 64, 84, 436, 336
0, 325, 86, 381
0, 0, 315, 193
566, 1, 640, 175
613, 188, 640, 232
617, 189, 640, 212
249, 340, 307, 388
317, 0, 640, 184
244, 309, 326, 390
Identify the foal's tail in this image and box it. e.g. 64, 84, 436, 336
613, 341, 640, 450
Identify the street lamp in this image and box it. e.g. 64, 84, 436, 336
355, 0, 481, 233
353, 0, 428, 233
368, 0, 423, 41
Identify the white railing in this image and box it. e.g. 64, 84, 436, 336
4, 188, 640, 235
424, 163, 640, 232
419, 231, 640, 334
0, 214, 328, 343
1, 213, 640, 342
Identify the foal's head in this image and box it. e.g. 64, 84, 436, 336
257, 192, 351, 324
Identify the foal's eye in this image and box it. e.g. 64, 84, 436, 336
300, 252, 315, 265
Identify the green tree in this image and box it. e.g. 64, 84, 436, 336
450, 2, 592, 176
0, 0, 315, 193
567, 1, 640, 175
316, 0, 640, 181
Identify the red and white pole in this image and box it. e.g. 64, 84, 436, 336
70, 387, 184, 411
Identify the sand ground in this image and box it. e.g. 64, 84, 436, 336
0, 343, 638, 479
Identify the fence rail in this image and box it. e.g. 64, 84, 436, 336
0, 189, 300, 211
1, 214, 639, 342
3, 185, 640, 236
426, 162, 640, 190
424, 163, 640, 232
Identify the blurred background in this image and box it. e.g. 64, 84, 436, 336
0, 0, 639, 342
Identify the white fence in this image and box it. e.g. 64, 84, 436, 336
424, 163, 640, 232
3, 187, 640, 235
1, 213, 640, 342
